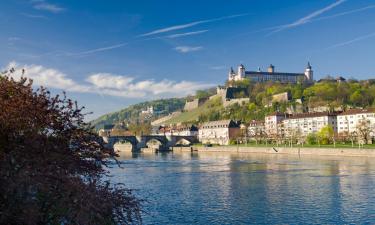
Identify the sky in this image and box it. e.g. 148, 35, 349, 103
1, 0, 375, 120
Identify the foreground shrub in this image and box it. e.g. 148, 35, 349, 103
0, 72, 141, 224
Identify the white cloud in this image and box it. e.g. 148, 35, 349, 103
4, 61, 88, 92
4, 62, 212, 99
139, 13, 248, 37
174, 46, 203, 53
85, 73, 212, 98
32, 1, 65, 13
166, 30, 208, 39
269, 0, 346, 34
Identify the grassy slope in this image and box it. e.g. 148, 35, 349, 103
91, 98, 185, 129
163, 95, 223, 124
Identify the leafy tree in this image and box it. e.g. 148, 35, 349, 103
0, 74, 141, 224
350, 90, 363, 106
317, 125, 334, 145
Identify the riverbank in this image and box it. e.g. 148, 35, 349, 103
172, 146, 375, 157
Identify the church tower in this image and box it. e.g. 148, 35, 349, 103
304, 62, 313, 82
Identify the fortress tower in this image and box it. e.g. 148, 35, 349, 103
237, 64, 245, 80
304, 62, 313, 82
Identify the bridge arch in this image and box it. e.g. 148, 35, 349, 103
174, 136, 198, 146
106, 136, 138, 150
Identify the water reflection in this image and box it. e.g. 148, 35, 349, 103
112, 152, 375, 224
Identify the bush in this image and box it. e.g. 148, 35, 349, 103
0, 73, 141, 224
318, 125, 334, 145
306, 133, 317, 145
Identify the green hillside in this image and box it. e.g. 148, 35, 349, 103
91, 98, 185, 129
163, 95, 223, 124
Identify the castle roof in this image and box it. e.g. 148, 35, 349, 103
245, 71, 304, 77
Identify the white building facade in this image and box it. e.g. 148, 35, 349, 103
199, 120, 240, 145
337, 109, 375, 137
283, 112, 338, 137
265, 112, 288, 136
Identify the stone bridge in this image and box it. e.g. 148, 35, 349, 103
103, 135, 198, 152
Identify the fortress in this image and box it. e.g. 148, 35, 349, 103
228, 63, 313, 83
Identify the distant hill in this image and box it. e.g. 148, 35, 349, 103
91, 98, 185, 129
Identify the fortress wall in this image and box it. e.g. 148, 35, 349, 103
184, 98, 209, 111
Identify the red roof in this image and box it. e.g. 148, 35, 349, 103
339, 108, 375, 116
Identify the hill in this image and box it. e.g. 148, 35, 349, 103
156, 78, 375, 125
91, 98, 185, 129
92, 78, 375, 128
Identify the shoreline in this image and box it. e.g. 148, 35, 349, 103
172, 146, 375, 157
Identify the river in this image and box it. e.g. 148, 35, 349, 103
109, 152, 375, 224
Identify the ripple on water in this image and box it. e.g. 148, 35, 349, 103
110, 152, 375, 224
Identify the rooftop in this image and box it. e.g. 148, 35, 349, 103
245, 71, 304, 77
339, 108, 375, 116
287, 112, 338, 119
201, 119, 239, 128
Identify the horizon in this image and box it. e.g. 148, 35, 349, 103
1, 0, 375, 120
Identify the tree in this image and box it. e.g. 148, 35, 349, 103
357, 119, 372, 144
317, 125, 334, 145
0, 73, 141, 224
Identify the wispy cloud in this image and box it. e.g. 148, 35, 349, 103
4, 62, 213, 99
32, 1, 65, 13
166, 30, 209, 39
239, 4, 375, 37
65, 43, 128, 57
20, 12, 47, 19
327, 32, 375, 49
174, 46, 203, 53
139, 13, 248, 37
269, 0, 346, 34
315, 4, 375, 21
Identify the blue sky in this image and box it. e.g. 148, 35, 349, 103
1, 0, 375, 120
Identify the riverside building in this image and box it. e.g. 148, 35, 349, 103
199, 120, 241, 145
282, 112, 338, 137
337, 109, 375, 137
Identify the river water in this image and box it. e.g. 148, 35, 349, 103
109, 152, 375, 224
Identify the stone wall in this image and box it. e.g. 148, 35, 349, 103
184, 98, 208, 111
192, 146, 375, 157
